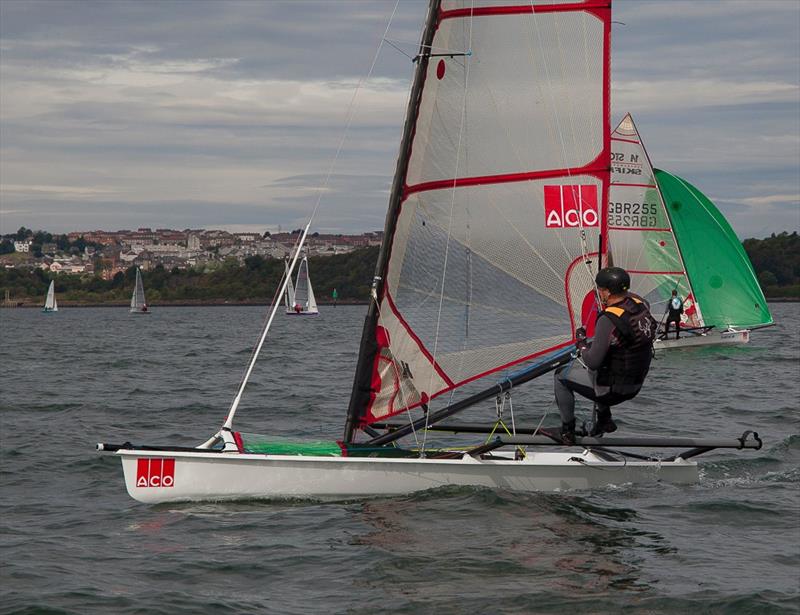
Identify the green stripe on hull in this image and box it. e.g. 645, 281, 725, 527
238, 434, 418, 458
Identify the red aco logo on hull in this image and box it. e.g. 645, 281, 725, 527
544, 185, 599, 228
136, 458, 175, 488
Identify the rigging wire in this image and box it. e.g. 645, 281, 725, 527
205, 0, 404, 441
421, 0, 475, 456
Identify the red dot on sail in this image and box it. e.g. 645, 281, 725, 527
659, 240, 666, 246
436, 59, 445, 80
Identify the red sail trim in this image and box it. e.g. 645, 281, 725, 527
565, 252, 598, 333
404, 160, 607, 199
610, 136, 640, 145
599, 3, 611, 253
384, 291, 455, 388
362, 339, 575, 426
233, 431, 245, 453
441, 1, 611, 20
608, 226, 672, 232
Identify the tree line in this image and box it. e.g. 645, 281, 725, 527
743, 231, 799, 298
0, 246, 380, 304
2, 231, 798, 305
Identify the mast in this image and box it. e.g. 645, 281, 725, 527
344, 0, 442, 443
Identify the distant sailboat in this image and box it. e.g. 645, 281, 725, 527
285, 256, 318, 316
607, 114, 771, 349
130, 267, 149, 314
42, 280, 58, 313
653, 169, 772, 347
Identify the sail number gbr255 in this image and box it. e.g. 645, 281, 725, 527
608, 201, 659, 228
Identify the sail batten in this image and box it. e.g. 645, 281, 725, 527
345, 0, 611, 438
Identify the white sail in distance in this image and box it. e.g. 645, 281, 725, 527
608, 114, 702, 327
130, 267, 148, 313
43, 280, 58, 312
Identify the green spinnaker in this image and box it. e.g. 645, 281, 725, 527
654, 169, 772, 328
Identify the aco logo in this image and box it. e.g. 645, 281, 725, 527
544, 185, 599, 228
136, 458, 175, 488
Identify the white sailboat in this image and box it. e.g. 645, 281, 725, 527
130, 267, 149, 314
607, 114, 772, 350
42, 280, 58, 313
285, 256, 318, 316
98, 0, 761, 503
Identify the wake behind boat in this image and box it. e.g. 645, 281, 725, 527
98, 0, 762, 503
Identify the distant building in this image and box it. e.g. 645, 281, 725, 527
13, 241, 30, 253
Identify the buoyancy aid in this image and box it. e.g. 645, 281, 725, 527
596, 296, 657, 390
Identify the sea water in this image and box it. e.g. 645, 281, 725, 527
1, 304, 798, 614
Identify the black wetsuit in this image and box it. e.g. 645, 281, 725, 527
665, 296, 683, 339
554, 295, 655, 425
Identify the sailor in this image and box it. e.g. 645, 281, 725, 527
554, 267, 657, 444
664, 289, 684, 339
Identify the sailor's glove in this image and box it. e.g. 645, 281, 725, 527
574, 327, 589, 352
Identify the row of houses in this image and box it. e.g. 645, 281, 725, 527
5, 228, 383, 275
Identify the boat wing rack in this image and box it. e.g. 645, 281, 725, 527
373, 421, 762, 462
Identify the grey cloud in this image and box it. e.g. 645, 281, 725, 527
0, 0, 797, 239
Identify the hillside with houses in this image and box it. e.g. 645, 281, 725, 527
0, 227, 382, 280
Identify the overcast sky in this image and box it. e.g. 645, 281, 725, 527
1, 0, 798, 238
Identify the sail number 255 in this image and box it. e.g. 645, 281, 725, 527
608, 201, 659, 228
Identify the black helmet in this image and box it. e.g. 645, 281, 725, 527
596, 267, 630, 294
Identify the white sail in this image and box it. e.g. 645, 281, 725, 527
306, 270, 318, 313
284, 259, 296, 311
607, 114, 702, 328
130, 267, 148, 313
43, 280, 58, 312
288, 257, 318, 315
347, 0, 611, 427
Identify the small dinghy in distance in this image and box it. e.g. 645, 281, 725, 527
285, 256, 318, 316
98, 0, 762, 503
130, 267, 150, 314
42, 280, 58, 313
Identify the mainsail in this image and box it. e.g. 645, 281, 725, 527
607, 114, 700, 326
43, 280, 58, 312
345, 0, 611, 441
130, 267, 147, 313
292, 257, 318, 313
284, 259, 296, 310
654, 169, 772, 329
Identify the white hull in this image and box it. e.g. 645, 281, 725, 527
285, 310, 319, 316
118, 449, 698, 504
655, 329, 749, 350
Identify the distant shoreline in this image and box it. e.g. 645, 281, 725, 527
1, 299, 370, 308
2, 298, 797, 308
